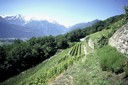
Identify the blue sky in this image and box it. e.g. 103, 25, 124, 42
0, 0, 128, 26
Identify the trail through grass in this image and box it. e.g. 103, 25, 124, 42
49, 46, 124, 85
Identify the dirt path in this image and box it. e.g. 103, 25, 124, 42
48, 73, 64, 85
48, 45, 87, 85
48, 72, 74, 85
81, 46, 87, 63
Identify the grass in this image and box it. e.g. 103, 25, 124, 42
2, 17, 128, 85
48, 19, 128, 85
90, 18, 126, 47
1, 48, 69, 85
1, 42, 85, 85
89, 18, 128, 75
97, 45, 127, 74
49, 43, 124, 85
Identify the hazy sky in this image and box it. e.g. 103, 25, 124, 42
0, 0, 128, 27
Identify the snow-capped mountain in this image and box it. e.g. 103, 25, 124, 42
24, 19, 67, 35
0, 15, 67, 38
4, 14, 26, 26
0, 15, 98, 38
0, 16, 33, 38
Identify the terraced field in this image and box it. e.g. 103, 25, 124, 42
2, 42, 85, 85
2, 17, 127, 85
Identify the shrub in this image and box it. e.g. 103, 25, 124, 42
98, 45, 127, 74
124, 61, 128, 77
97, 36, 108, 48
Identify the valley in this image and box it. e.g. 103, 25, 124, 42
1, 7, 128, 85
0, 15, 98, 38
0, 1, 128, 85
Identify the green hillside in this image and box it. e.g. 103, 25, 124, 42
1, 7, 128, 85
2, 19, 128, 85
47, 17, 128, 85
48, 46, 125, 85
2, 42, 85, 85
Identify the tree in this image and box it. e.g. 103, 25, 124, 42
0, 46, 6, 64
124, 6, 128, 21
13, 39, 23, 44
57, 39, 69, 49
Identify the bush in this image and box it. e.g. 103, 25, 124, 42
124, 6, 128, 21
124, 61, 128, 78
97, 36, 108, 48
98, 45, 127, 74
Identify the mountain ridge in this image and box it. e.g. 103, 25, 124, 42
0, 15, 98, 38
69, 19, 100, 31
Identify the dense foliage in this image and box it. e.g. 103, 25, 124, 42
64, 14, 124, 42
0, 14, 125, 82
1, 42, 84, 85
98, 45, 126, 74
89, 8, 128, 76
125, 6, 128, 21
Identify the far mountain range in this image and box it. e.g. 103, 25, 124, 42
0, 14, 99, 38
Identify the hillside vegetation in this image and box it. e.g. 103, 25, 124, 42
2, 42, 85, 85
48, 11, 128, 85
0, 13, 124, 82
49, 46, 125, 85
1, 7, 128, 85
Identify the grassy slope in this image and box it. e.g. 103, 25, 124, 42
48, 43, 123, 85
1, 49, 69, 85
2, 18, 127, 85
47, 19, 128, 85
2, 42, 85, 85
90, 18, 125, 41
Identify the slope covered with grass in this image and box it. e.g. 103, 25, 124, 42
90, 18, 125, 47
2, 42, 85, 85
47, 15, 128, 85
2, 9, 128, 85
49, 45, 125, 85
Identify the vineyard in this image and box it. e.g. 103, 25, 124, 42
2, 42, 85, 85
